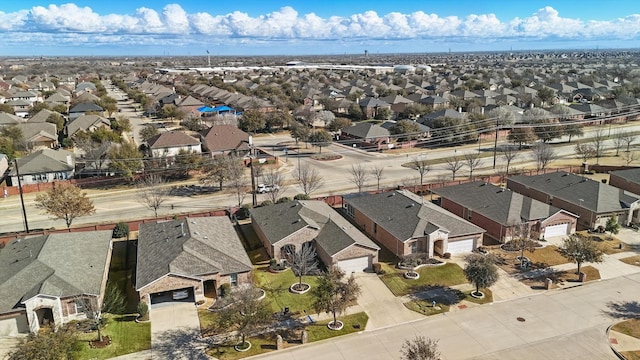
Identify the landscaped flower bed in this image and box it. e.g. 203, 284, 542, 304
397, 254, 444, 270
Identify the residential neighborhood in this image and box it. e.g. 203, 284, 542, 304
1, 50, 640, 360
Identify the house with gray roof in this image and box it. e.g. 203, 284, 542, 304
507, 172, 640, 230
432, 182, 578, 242
340, 122, 390, 150
15, 122, 58, 150
609, 168, 640, 200
251, 200, 380, 273
68, 102, 104, 120
342, 190, 485, 258
65, 114, 111, 137
8, 148, 74, 186
0, 231, 112, 335
136, 217, 252, 305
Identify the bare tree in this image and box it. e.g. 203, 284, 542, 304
227, 157, 249, 206
289, 244, 319, 289
370, 165, 385, 190
613, 131, 627, 156
509, 221, 539, 270
620, 131, 636, 152
501, 146, 519, 177
410, 157, 431, 187
531, 142, 556, 172
215, 286, 272, 349
77, 140, 112, 175
574, 143, 597, 163
261, 168, 285, 203
623, 151, 639, 166
293, 165, 323, 196
401, 336, 441, 360
444, 156, 464, 181
463, 152, 483, 179
137, 174, 169, 218
74, 295, 105, 342
349, 164, 370, 192
590, 127, 607, 161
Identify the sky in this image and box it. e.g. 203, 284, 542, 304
0, 1, 639, 56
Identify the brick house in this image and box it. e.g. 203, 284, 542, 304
136, 217, 252, 305
609, 168, 640, 200
432, 181, 578, 243
146, 130, 202, 158
507, 172, 640, 230
0, 231, 112, 335
250, 200, 380, 273
8, 148, 75, 186
199, 125, 251, 156
342, 190, 485, 258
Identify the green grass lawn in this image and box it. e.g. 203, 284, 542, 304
379, 263, 467, 296
253, 267, 319, 314
74, 314, 150, 360
464, 288, 493, 304
404, 300, 450, 315
306, 312, 368, 342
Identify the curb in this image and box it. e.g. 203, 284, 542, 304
607, 324, 627, 360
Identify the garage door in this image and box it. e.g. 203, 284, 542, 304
150, 287, 194, 306
545, 223, 569, 238
337, 257, 370, 273
447, 239, 475, 254
0, 314, 29, 336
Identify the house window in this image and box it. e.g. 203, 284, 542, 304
230, 273, 238, 286
373, 223, 377, 234
75, 301, 85, 313
410, 242, 418, 254
344, 203, 354, 218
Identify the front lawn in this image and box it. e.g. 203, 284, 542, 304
305, 312, 368, 342
74, 314, 150, 360
379, 263, 467, 296
492, 245, 569, 275
405, 300, 450, 315
253, 267, 319, 314
521, 265, 601, 289
620, 255, 640, 267
613, 319, 640, 338
464, 288, 493, 304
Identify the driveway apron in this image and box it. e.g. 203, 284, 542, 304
150, 302, 207, 359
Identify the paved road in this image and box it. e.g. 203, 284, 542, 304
252, 273, 640, 360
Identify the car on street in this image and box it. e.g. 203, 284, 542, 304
257, 184, 279, 193
172, 289, 189, 300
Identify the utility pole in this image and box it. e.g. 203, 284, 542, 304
14, 160, 29, 233
492, 119, 499, 169
249, 148, 257, 207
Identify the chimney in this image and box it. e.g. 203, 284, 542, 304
180, 222, 186, 237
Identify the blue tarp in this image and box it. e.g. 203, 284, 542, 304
197, 106, 215, 113
211, 105, 235, 112
197, 105, 235, 113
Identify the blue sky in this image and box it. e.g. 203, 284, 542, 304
1, 1, 639, 56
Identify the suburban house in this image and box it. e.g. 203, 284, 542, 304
0, 153, 9, 183
8, 148, 75, 185
609, 168, 640, 199
146, 131, 202, 157
65, 114, 111, 137
507, 172, 640, 230
15, 122, 59, 149
432, 181, 579, 243
251, 200, 380, 273
136, 217, 253, 305
342, 190, 485, 258
0, 231, 112, 335
68, 102, 104, 120
199, 125, 251, 156
339, 122, 390, 150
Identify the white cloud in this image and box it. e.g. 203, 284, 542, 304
1, 4, 639, 52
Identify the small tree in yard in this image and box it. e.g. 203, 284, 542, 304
35, 183, 96, 229
312, 267, 361, 330
401, 336, 441, 360
463, 254, 499, 297
605, 216, 620, 239
290, 244, 319, 291
8, 325, 80, 360
575, 143, 597, 164
293, 164, 324, 196
216, 286, 272, 350
136, 174, 170, 218
558, 233, 603, 275
509, 221, 539, 270
308, 129, 333, 153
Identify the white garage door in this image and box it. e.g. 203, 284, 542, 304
0, 314, 29, 336
545, 223, 569, 238
337, 256, 370, 273
447, 239, 475, 255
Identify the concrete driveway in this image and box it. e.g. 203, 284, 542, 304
150, 302, 209, 360
354, 273, 423, 330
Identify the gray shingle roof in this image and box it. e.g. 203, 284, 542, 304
9, 149, 73, 176
343, 190, 485, 242
251, 200, 379, 256
432, 181, 572, 226
508, 172, 640, 214
341, 122, 390, 139
69, 102, 103, 113
0, 231, 112, 314
611, 168, 640, 186
136, 217, 252, 290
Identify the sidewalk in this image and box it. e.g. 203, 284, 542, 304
609, 329, 640, 356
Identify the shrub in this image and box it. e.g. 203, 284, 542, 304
219, 283, 231, 298
276, 196, 292, 203
260, 200, 274, 207
294, 193, 311, 200
112, 222, 129, 238
269, 258, 277, 267
443, 252, 452, 259
372, 263, 384, 275
137, 302, 148, 318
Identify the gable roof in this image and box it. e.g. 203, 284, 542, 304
343, 190, 485, 241
0, 231, 112, 313
66, 114, 110, 136
136, 217, 252, 290
610, 168, 640, 187
147, 131, 200, 149
69, 102, 103, 114
341, 122, 390, 139
199, 125, 250, 153
251, 200, 379, 256
15, 122, 58, 143
9, 148, 73, 176
0, 112, 23, 125
432, 181, 575, 226
28, 109, 58, 123
508, 172, 640, 214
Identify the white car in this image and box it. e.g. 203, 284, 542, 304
257, 184, 280, 194
172, 289, 189, 300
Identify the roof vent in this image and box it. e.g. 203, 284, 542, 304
406, 203, 416, 208
193, 231, 199, 235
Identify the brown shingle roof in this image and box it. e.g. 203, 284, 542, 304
147, 131, 200, 149
200, 125, 250, 153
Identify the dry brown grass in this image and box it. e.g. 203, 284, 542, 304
575, 230, 627, 255
613, 319, 640, 338
490, 245, 569, 275
620, 255, 640, 267
620, 352, 640, 360
521, 265, 600, 289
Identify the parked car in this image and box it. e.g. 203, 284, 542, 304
257, 184, 280, 193
172, 289, 189, 300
